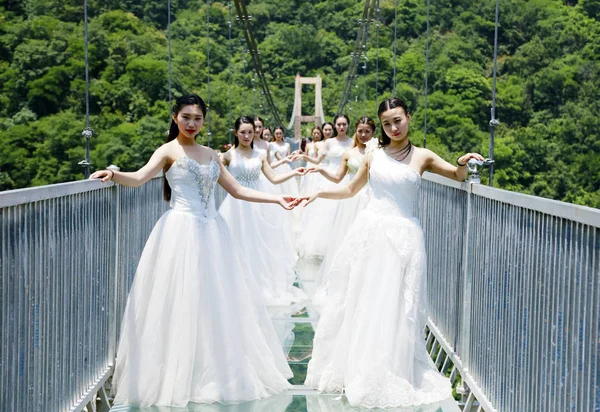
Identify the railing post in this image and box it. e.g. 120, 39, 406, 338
460, 181, 475, 370
108, 183, 120, 365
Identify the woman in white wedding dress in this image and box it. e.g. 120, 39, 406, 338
90, 95, 295, 407
219, 116, 307, 306
294, 115, 354, 261
300, 98, 484, 409
307, 116, 378, 312
270, 126, 299, 197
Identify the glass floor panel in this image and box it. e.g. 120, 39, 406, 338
110, 265, 461, 411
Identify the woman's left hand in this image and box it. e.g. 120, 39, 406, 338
278, 195, 298, 210
293, 167, 309, 175
457, 153, 484, 166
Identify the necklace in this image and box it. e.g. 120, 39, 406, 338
385, 141, 412, 162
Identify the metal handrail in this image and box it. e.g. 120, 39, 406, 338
1, 174, 598, 411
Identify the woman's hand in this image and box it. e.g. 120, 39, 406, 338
290, 154, 304, 162
457, 153, 484, 166
89, 170, 114, 182
295, 193, 319, 207
278, 195, 298, 210
305, 166, 321, 174
293, 167, 310, 176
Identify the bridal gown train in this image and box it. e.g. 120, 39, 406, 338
305, 148, 452, 409
112, 155, 292, 407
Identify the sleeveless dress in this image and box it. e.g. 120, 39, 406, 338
311, 155, 371, 312
295, 139, 354, 260
112, 155, 292, 407
270, 142, 299, 197
305, 149, 453, 408
219, 149, 306, 306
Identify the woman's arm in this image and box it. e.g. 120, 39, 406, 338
270, 155, 292, 169
425, 149, 483, 182
217, 156, 296, 209
89, 145, 168, 187
317, 152, 349, 183
299, 154, 370, 206
262, 156, 305, 184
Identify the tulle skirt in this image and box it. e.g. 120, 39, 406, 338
219, 178, 306, 306
113, 209, 292, 407
295, 170, 349, 260
311, 185, 370, 312
305, 204, 452, 409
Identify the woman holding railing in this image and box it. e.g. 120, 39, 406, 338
301, 97, 484, 409
90, 94, 298, 407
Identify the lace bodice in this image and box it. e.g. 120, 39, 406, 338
166, 156, 221, 218
228, 150, 262, 186
368, 149, 421, 219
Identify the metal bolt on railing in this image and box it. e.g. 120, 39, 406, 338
467, 158, 495, 184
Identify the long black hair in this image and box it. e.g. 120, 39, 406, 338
377, 97, 410, 147
322, 122, 334, 138
164, 94, 207, 201
352, 116, 376, 147
234, 116, 255, 148
332, 114, 350, 137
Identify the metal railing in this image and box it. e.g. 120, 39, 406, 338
418, 173, 600, 412
1, 172, 598, 411
0, 178, 168, 412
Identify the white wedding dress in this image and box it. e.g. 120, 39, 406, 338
305, 148, 452, 408
311, 155, 371, 312
295, 139, 354, 259
112, 155, 292, 407
219, 149, 306, 306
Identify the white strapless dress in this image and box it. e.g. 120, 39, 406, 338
305, 149, 453, 409
112, 155, 292, 407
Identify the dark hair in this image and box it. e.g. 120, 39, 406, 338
261, 126, 272, 140
164, 94, 207, 201
332, 114, 350, 137
352, 116, 376, 147
234, 116, 255, 148
377, 97, 410, 147
273, 126, 285, 140
254, 116, 265, 126
321, 122, 334, 138
311, 126, 323, 142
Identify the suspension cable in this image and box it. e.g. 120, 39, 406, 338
167, 0, 172, 111
392, 0, 398, 96
423, 0, 430, 148
337, 0, 378, 114
227, 1, 233, 144
489, 0, 501, 186
375, 2, 380, 109
80, 0, 93, 178
206, 0, 212, 146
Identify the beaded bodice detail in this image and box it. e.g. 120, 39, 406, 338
228, 150, 262, 186
368, 149, 421, 219
166, 156, 221, 218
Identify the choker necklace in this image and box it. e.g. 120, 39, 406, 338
385, 141, 412, 162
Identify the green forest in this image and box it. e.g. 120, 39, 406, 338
0, 0, 599, 208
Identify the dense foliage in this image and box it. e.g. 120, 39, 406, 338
0, 0, 599, 207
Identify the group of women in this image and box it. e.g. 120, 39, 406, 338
90, 93, 483, 410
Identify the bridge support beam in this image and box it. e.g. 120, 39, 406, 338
289, 74, 326, 139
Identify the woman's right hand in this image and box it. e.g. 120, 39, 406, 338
89, 170, 114, 182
